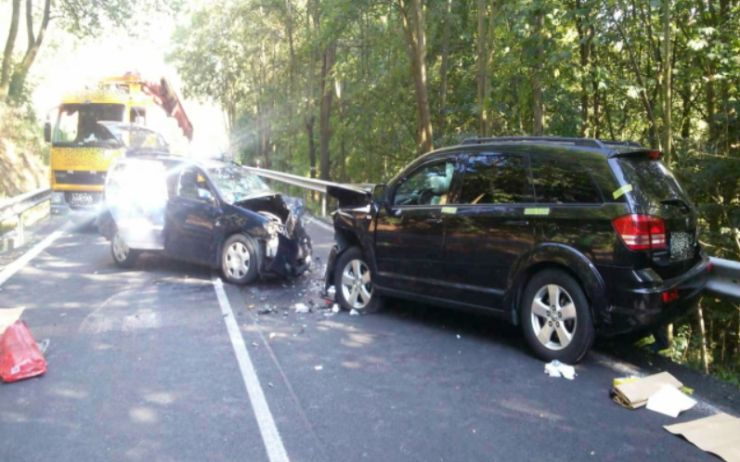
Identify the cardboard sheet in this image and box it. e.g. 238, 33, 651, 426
664, 413, 740, 462
613, 372, 683, 409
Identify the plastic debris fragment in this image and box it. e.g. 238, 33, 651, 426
544, 360, 576, 380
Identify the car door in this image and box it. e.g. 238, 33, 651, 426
164, 166, 221, 265
443, 151, 536, 309
374, 156, 460, 297
105, 159, 167, 250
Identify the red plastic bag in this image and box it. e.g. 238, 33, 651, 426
0, 320, 47, 383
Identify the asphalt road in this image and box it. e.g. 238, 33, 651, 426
0, 213, 737, 462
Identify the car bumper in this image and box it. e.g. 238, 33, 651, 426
262, 232, 312, 278
597, 255, 711, 336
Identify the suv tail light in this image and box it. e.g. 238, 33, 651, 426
612, 214, 667, 251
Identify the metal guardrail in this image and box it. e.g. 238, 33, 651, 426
0, 187, 52, 248
706, 257, 740, 303
243, 166, 363, 217
244, 166, 740, 305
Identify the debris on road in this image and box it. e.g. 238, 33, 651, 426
645, 385, 697, 418
268, 332, 277, 340
258, 307, 275, 315
664, 413, 740, 462
332, 304, 340, 313
349, 309, 360, 316
294, 303, 310, 314
544, 360, 576, 380
611, 371, 682, 409
456, 334, 461, 339
36, 339, 50, 355
314, 365, 323, 371
0, 321, 47, 383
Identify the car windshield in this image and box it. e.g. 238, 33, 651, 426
206, 165, 271, 204
99, 122, 169, 152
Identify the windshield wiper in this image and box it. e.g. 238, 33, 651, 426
660, 198, 690, 212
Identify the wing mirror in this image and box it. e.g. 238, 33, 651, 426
197, 187, 216, 204
372, 183, 391, 212
43, 122, 51, 143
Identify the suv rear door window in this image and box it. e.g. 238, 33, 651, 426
459, 153, 532, 204
531, 157, 602, 203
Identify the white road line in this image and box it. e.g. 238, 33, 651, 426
212, 276, 290, 462
0, 227, 66, 287
305, 216, 333, 233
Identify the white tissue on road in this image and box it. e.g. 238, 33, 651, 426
331, 304, 340, 313
314, 365, 323, 371
349, 309, 359, 316
544, 360, 576, 380
294, 303, 310, 313
646, 385, 696, 418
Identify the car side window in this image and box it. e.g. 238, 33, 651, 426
393, 160, 455, 206
178, 167, 214, 201
459, 153, 532, 204
530, 157, 602, 204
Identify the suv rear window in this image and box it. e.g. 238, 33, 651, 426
615, 158, 689, 206
531, 157, 602, 203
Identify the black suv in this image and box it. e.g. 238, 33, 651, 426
324, 136, 710, 362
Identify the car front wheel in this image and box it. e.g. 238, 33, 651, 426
111, 231, 139, 268
222, 234, 260, 285
520, 269, 594, 363
334, 247, 381, 312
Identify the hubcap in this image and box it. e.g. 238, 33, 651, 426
340, 259, 372, 310
112, 233, 129, 262
530, 284, 577, 351
225, 242, 250, 279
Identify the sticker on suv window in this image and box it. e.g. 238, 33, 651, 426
524, 207, 550, 216
612, 184, 633, 199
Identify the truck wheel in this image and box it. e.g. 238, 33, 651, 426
520, 269, 594, 363
222, 234, 260, 285
334, 247, 382, 313
111, 232, 139, 268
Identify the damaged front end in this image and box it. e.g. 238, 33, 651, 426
236, 193, 313, 279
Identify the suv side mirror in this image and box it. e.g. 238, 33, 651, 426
43, 122, 51, 143
372, 183, 391, 211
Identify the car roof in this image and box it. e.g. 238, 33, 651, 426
416, 136, 653, 164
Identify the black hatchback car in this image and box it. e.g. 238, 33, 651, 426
324, 136, 710, 362
101, 154, 312, 284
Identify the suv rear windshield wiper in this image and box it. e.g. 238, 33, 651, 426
660, 198, 690, 212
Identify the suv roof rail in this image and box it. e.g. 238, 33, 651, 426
461, 136, 605, 148
461, 136, 645, 150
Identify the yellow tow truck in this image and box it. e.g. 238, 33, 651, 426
44, 72, 192, 208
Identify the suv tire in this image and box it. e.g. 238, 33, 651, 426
334, 247, 382, 313
222, 234, 260, 285
521, 269, 594, 363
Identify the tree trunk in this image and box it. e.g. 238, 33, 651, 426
398, 0, 434, 154
661, 0, 673, 164
438, 0, 452, 136
574, 0, 593, 136
0, 0, 21, 98
7, 0, 50, 103
476, 0, 491, 136
305, 115, 317, 178
531, 8, 544, 135
696, 302, 710, 374
318, 42, 336, 181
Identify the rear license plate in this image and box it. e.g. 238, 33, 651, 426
670, 232, 693, 261
68, 192, 95, 206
